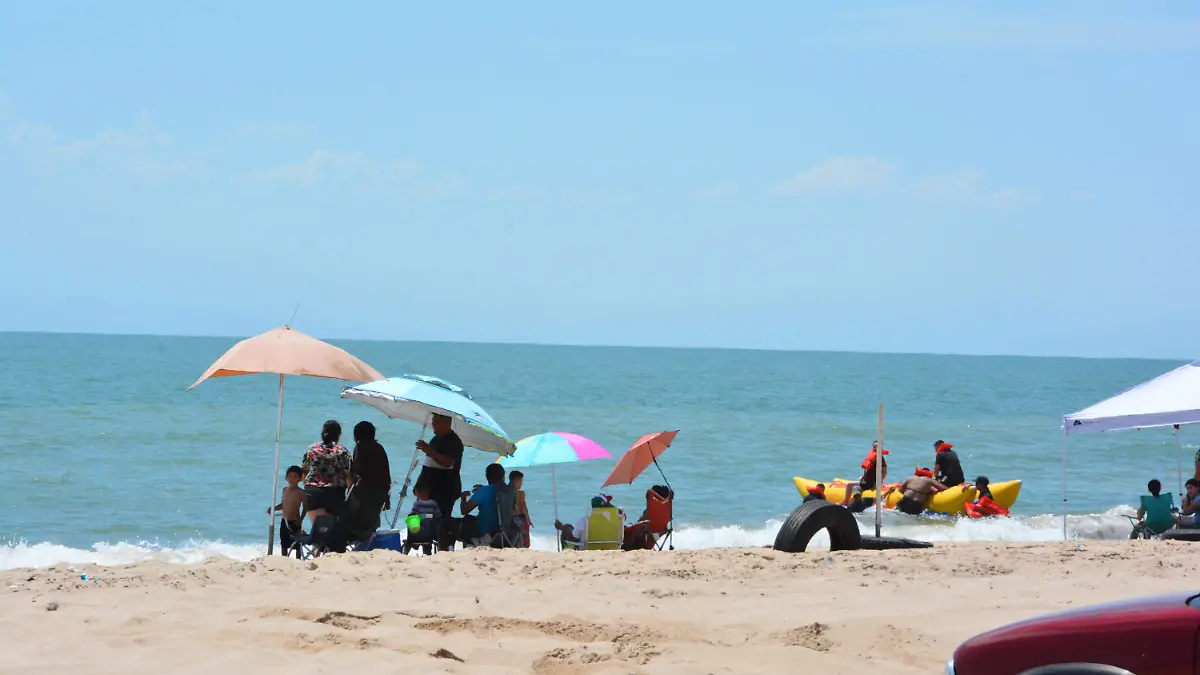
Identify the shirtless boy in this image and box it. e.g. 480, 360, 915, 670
268, 466, 308, 556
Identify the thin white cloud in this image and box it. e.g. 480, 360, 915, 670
771, 157, 1037, 206
771, 156, 895, 196
1, 93, 195, 181
912, 169, 1037, 206
242, 150, 421, 187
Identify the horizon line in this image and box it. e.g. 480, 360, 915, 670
0, 328, 1188, 363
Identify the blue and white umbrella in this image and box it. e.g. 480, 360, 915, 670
342, 374, 516, 521
341, 374, 516, 456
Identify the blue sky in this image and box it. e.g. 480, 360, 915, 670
1, 2, 1196, 358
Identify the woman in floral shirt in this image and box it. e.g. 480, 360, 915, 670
300, 420, 352, 524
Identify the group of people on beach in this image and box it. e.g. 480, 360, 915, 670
802, 439, 1001, 517
1126, 449, 1200, 538
270, 414, 535, 556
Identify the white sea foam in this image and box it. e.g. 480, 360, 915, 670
0, 508, 1139, 570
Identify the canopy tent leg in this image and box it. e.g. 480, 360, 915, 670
1061, 425, 1068, 541
874, 403, 884, 538
1175, 424, 1185, 497
267, 374, 285, 556
389, 422, 428, 529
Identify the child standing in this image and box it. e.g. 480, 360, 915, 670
268, 466, 307, 557
510, 470, 533, 548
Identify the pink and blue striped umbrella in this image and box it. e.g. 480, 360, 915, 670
500, 432, 612, 468
499, 432, 612, 527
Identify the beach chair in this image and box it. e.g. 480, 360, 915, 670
565, 506, 625, 551
402, 514, 442, 555
290, 515, 340, 559
491, 485, 524, 549
1127, 493, 1177, 539
645, 485, 675, 551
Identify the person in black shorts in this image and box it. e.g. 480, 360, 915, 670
885, 468, 947, 516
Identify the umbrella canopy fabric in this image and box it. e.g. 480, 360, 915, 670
602, 430, 678, 487
341, 374, 516, 456
186, 324, 384, 556
500, 432, 612, 468
187, 325, 383, 389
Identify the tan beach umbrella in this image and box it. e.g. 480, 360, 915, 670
187, 325, 384, 555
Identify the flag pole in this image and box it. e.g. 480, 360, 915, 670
874, 403, 884, 538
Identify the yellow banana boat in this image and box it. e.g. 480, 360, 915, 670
793, 476, 1022, 515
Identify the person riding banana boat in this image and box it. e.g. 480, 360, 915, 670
882, 467, 947, 516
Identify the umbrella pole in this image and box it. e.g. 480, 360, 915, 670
1175, 425, 1185, 498
390, 421, 427, 528
874, 403, 883, 538
552, 463, 560, 552
651, 455, 672, 493
267, 374, 284, 556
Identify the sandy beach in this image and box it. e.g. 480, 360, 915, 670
0, 541, 1195, 675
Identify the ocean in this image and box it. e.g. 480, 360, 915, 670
0, 332, 1191, 570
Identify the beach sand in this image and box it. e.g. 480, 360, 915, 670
1, 540, 1195, 674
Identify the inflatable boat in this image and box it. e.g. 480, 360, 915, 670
792, 476, 1022, 515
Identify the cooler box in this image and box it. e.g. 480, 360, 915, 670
360, 529, 403, 552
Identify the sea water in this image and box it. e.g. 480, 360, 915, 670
0, 332, 1190, 569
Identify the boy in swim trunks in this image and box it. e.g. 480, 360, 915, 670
268, 466, 307, 557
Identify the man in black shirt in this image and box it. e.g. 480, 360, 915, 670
933, 440, 965, 487
416, 413, 465, 521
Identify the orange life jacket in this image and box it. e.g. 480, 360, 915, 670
964, 496, 1009, 519
860, 448, 889, 471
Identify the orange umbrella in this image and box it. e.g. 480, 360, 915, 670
601, 430, 679, 487
187, 325, 384, 554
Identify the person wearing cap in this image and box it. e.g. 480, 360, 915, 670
884, 467, 947, 516
844, 484, 876, 514
554, 495, 611, 548
933, 440, 965, 487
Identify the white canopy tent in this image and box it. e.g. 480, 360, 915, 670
1060, 359, 1200, 538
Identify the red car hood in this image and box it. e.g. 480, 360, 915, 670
953, 592, 1200, 669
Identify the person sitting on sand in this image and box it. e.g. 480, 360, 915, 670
268, 465, 307, 557
803, 483, 827, 503
404, 479, 442, 554
933, 440, 966, 487
1174, 479, 1200, 528
884, 468, 947, 516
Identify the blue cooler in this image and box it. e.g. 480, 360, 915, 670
361, 529, 403, 552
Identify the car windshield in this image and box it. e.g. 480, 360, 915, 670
1186, 594, 1200, 610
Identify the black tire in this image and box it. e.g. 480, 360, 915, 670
858, 535, 934, 550
773, 500, 862, 553
1020, 664, 1134, 675
1160, 529, 1200, 542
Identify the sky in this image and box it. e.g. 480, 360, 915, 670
0, 2, 1196, 359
